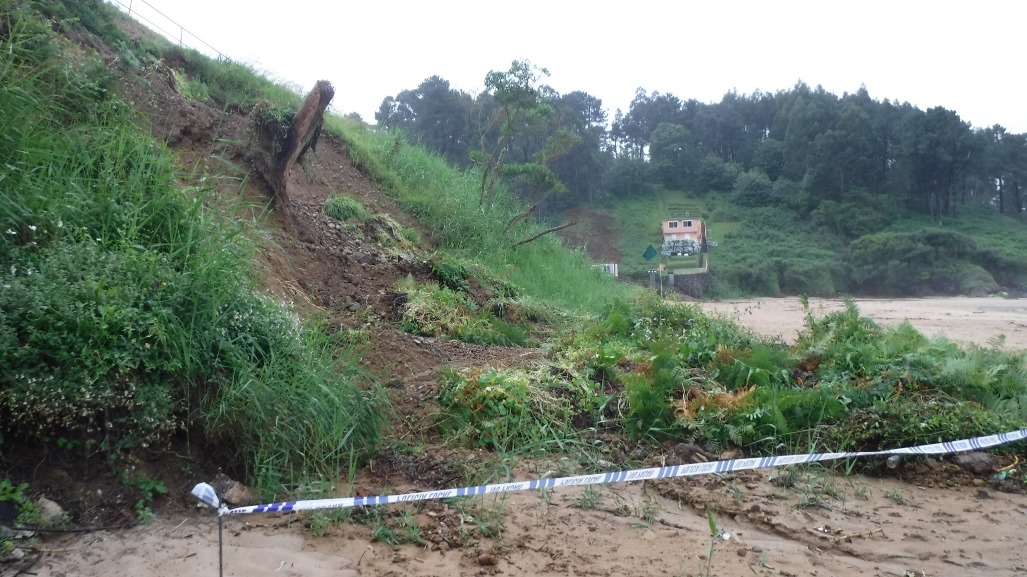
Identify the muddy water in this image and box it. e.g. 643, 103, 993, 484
696, 297, 1027, 351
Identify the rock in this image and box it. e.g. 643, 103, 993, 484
34, 496, 66, 526
477, 553, 498, 566
210, 473, 258, 506
951, 452, 998, 476
672, 443, 718, 463
223, 483, 257, 506
347, 302, 361, 312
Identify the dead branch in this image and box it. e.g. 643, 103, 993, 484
504, 201, 542, 235
510, 221, 576, 248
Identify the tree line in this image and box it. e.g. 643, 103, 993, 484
376, 62, 1027, 227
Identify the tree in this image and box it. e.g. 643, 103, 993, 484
731, 169, 774, 206
473, 60, 551, 207
610, 89, 684, 158
549, 91, 611, 206
987, 127, 1027, 214
471, 60, 578, 246
375, 76, 473, 165
649, 123, 700, 190
807, 104, 880, 199
896, 107, 974, 221
603, 156, 650, 198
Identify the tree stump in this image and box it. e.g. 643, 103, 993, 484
252, 80, 335, 220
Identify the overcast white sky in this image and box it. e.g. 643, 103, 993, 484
111, 0, 1026, 133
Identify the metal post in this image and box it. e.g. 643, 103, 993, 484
218, 515, 224, 577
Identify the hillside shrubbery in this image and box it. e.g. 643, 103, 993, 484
438, 293, 1027, 459
0, 1, 385, 497
849, 229, 1025, 295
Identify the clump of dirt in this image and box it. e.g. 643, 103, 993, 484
368, 448, 463, 490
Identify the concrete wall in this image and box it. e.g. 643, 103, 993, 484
670, 272, 711, 298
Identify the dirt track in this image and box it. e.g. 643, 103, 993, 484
697, 297, 1027, 351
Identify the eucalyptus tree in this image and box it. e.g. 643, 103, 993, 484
375, 75, 474, 165
896, 106, 974, 222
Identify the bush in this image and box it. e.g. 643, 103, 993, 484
438, 367, 601, 451
324, 194, 369, 222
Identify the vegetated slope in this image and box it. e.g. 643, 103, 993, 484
97, 8, 557, 427
0, 0, 558, 525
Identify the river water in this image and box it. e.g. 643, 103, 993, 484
696, 296, 1027, 351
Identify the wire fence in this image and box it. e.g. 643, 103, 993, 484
105, 0, 225, 60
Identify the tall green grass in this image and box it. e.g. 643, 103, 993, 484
0, 1, 385, 497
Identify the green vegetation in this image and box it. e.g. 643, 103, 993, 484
0, 0, 386, 499
397, 276, 529, 347
329, 119, 633, 312
434, 293, 1027, 457
324, 194, 370, 222
0, 479, 37, 553
3, 0, 1027, 548
380, 54, 1027, 299
437, 366, 603, 451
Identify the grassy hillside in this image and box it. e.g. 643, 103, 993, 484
574, 187, 1027, 298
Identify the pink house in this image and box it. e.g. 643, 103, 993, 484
661, 218, 703, 242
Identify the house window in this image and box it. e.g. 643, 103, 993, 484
668, 221, 678, 228
683, 220, 692, 227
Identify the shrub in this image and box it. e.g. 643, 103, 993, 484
324, 194, 369, 222
438, 367, 601, 451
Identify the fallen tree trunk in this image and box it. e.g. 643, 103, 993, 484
252, 80, 335, 219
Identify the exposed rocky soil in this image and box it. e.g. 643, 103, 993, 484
7, 17, 1027, 577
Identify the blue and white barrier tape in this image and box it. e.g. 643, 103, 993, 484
191, 428, 1027, 516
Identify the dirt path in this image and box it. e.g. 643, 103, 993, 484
697, 297, 1027, 351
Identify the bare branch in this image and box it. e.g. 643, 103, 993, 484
504, 201, 541, 235
510, 221, 577, 248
